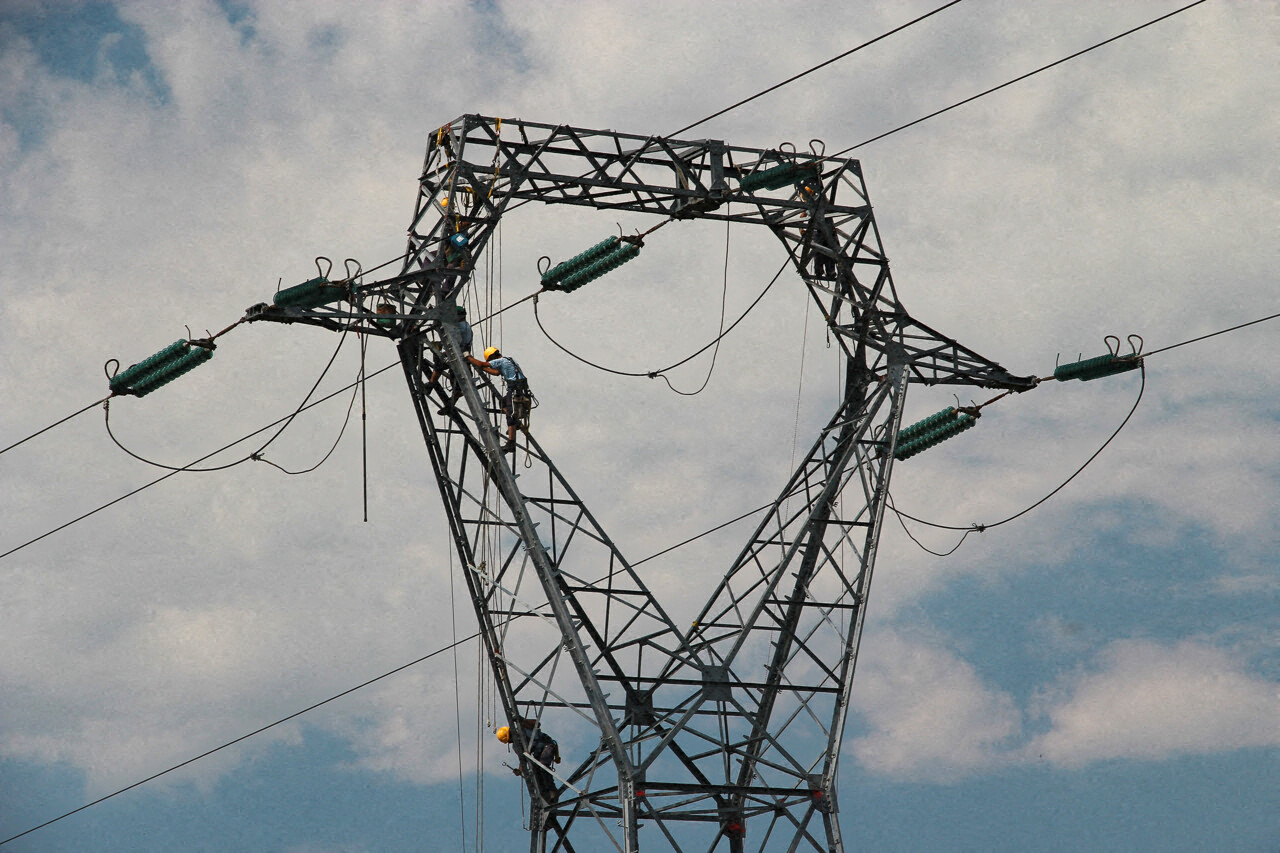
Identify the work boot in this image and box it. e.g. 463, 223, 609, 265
501, 440, 516, 454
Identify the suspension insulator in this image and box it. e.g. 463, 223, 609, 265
894, 410, 979, 461
541, 237, 621, 290
896, 407, 959, 445
556, 241, 641, 292
110, 341, 214, 397
129, 345, 213, 397
542, 237, 642, 293
1053, 353, 1143, 382
740, 161, 818, 193
109, 340, 191, 394
273, 276, 346, 309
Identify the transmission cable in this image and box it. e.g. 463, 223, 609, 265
0, 631, 481, 849
834, 0, 1210, 154
890, 363, 1146, 553
1143, 309, 1280, 358
101, 328, 352, 474
1, 320, 249, 461
0, 394, 111, 459
633, 480, 810, 568
533, 257, 789, 386
670, 0, 964, 137
887, 305, 1278, 553
0, 360, 402, 563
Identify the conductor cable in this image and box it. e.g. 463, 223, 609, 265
0, 360, 402, 563
0, 631, 481, 848
891, 363, 1146, 548
533, 257, 789, 384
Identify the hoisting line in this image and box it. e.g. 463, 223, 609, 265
0, 631, 481, 849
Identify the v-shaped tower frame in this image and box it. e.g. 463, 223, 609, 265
250, 115, 1036, 852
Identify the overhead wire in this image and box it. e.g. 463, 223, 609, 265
669, 0, 964, 137
890, 363, 1146, 552
0, 359, 403, 563
0, 630, 481, 849
0, 394, 112, 458
533, 256, 789, 385
886, 305, 1279, 554
101, 328, 352, 474
834, 0, 1211, 154
498, 0, 962, 225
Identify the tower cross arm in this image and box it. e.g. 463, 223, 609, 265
844, 309, 1039, 391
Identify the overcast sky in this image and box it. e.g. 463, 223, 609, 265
1, 1, 1277, 851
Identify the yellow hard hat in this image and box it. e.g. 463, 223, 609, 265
484, 347, 500, 361
496, 726, 511, 744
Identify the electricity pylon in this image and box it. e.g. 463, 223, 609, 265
249, 115, 1035, 852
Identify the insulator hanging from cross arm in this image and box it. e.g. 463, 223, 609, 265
894, 407, 980, 461
108, 339, 214, 397
540, 236, 642, 293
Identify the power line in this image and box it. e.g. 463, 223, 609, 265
0, 631, 481, 848
890, 363, 1147, 544
669, 0, 964, 137
533, 258, 790, 383
0, 360, 402, 563
1144, 309, 1280, 358
101, 328, 354, 474
835, 0, 1210, 154
0, 394, 111, 459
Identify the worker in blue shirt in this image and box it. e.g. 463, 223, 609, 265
466, 346, 529, 453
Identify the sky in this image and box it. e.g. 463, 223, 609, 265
1, 1, 1277, 851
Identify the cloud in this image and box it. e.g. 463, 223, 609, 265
1027, 638, 1280, 767
847, 629, 1021, 781
1, 0, 1278, 817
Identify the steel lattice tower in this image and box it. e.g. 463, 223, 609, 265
250, 115, 1035, 852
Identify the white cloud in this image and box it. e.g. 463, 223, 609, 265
847, 629, 1021, 781
1027, 638, 1280, 767
1, 0, 1278, 812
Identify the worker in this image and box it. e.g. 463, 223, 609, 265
496, 717, 559, 795
438, 217, 472, 300
432, 305, 472, 414
465, 346, 529, 453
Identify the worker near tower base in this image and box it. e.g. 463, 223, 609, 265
496, 717, 559, 796
465, 346, 529, 453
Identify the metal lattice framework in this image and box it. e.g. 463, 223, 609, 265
249, 115, 1035, 852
